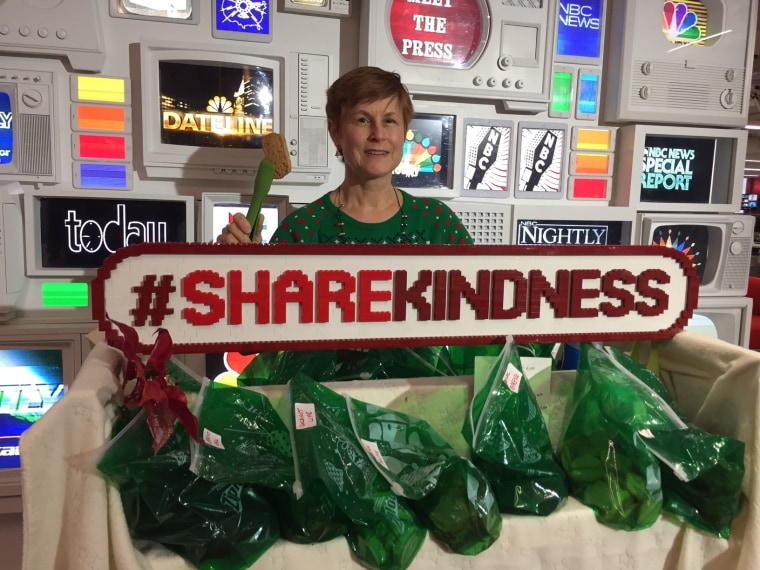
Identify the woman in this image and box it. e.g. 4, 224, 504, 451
216, 66, 473, 245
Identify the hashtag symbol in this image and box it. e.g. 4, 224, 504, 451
130, 275, 176, 327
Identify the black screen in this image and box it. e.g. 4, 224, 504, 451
641, 135, 715, 204
516, 219, 626, 245
39, 197, 188, 268
651, 223, 709, 282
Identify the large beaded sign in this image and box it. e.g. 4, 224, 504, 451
92, 243, 699, 354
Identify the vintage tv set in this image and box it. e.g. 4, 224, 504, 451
391, 112, 455, 194
200, 192, 291, 244
0, 325, 87, 511
360, 0, 557, 112
612, 124, 746, 213
138, 41, 333, 184
0, 68, 57, 183
636, 212, 753, 297
512, 204, 634, 246
689, 296, 752, 348
23, 190, 194, 278
602, 0, 758, 128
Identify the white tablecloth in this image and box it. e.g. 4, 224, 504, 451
20, 331, 760, 569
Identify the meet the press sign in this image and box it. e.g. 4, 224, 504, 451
92, 243, 698, 354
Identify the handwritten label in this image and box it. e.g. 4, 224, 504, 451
502, 362, 523, 393
360, 439, 389, 470
294, 403, 317, 430
203, 427, 225, 449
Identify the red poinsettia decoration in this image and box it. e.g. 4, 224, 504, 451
107, 316, 199, 454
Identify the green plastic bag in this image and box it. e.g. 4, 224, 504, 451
558, 343, 666, 530
240, 346, 457, 386
98, 409, 279, 570
605, 345, 744, 538
289, 374, 427, 570
463, 337, 568, 516
192, 380, 348, 544
346, 397, 502, 555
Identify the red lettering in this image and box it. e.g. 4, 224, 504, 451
227, 270, 270, 325
358, 270, 392, 322
181, 270, 225, 325
569, 269, 601, 318
447, 270, 491, 320
491, 270, 527, 319
273, 270, 314, 324
528, 270, 570, 319
393, 270, 432, 321
599, 269, 635, 317
316, 270, 356, 323
636, 269, 670, 316
433, 269, 447, 321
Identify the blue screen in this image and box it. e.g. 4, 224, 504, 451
214, 0, 271, 36
0, 91, 13, 165
578, 73, 599, 114
0, 349, 65, 469
556, 0, 603, 59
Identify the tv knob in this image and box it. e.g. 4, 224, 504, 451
720, 89, 735, 109
21, 89, 43, 108
730, 241, 743, 256
639, 86, 650, 100
732, 220, 745, 235
515, 79, 525, 89
472, 76, 483, 86
502, 78, 512, 88
726, 69, 736, 82
641, 62, 652, 75
0, 25, 9, 35
498, 56, 513, 70
487, 77, 496, 87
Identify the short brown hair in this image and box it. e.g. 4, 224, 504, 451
326, 66, 414, 131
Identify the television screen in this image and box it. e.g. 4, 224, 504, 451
516, 123, 566, 196
641, 135, 716, 204
555, 0, 604, 63
37, 196, 189, 270
650, 223, 708, 282
158, 61, 274, 150
391, 113, 454, 190
210, 202, 281, 244
461, 119, 512, 195
0, 349, 65, 470
0, 90, 13, 167
516, 219, 627, 246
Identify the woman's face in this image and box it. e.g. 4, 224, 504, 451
329, 96, 406, 184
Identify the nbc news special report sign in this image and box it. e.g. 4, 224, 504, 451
91, 243, 699, 354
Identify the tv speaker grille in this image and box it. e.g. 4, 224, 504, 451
447, 202, 511, 244
19, 114, 53, 176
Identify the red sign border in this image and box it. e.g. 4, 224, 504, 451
91, 242, 700, 354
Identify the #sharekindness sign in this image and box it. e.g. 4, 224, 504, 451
92, 243, 699, 354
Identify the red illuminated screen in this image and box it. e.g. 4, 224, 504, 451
387, 0, 487, 68
158, 61, 274, 149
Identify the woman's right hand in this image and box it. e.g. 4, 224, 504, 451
215, 212, 262, 244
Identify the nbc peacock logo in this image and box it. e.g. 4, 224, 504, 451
662, 1, 707, 44
207, 96, 233, 114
